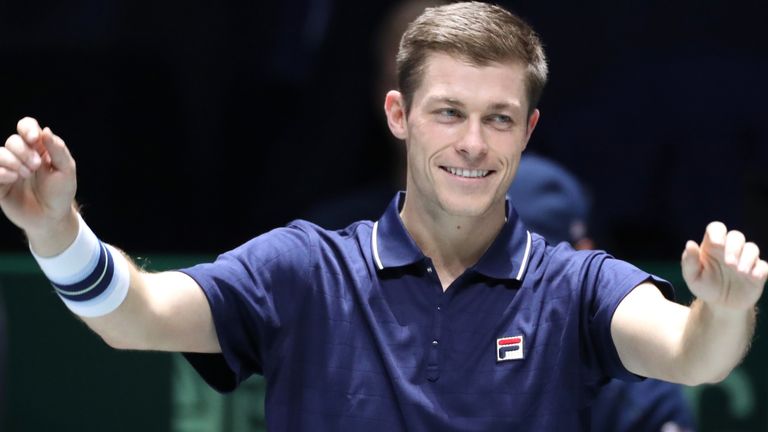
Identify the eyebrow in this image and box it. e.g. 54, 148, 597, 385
425, 96, 465, 108
425, 96, 521, 112
488, 102, 520, 111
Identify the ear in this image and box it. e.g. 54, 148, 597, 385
521, 108, 540, 151
384, 90, 408, 140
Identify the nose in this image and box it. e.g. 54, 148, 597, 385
455, 118, 488, 161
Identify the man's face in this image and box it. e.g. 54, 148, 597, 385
385, 52, 540, 219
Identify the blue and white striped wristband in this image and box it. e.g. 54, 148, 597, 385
31, 214, 130, 317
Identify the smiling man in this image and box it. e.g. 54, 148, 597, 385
385, 51, 539, 290
1, 2, 766, 431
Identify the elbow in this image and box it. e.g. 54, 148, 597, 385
700, 369, 731, 385
94, 324, 153, 351
675, 366, 732, 387
99, 331, 137, 350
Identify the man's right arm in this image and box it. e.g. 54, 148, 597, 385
1, 117, 220, 354
89, 263, 220, 353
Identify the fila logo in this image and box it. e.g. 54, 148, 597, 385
496, 335, 524, 362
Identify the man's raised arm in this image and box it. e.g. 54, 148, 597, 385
611, 222, 768, 385
0, 117, 219, 353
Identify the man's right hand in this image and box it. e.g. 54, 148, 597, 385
0, 117, 78, 255
1, 117, 219, 353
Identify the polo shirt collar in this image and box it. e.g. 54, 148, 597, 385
372, 192, 424, 269
471, 202, 532, 281
371, 192, 532, 281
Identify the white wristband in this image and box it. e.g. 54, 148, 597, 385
30, 214, 130, 317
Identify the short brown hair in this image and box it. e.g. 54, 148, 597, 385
396, 1, 548, 115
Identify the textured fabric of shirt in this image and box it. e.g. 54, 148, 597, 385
181, 193, 673, 431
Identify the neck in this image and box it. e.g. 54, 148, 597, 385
400, 197, 506, 288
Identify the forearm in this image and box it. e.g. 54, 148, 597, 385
29, 212, 219, 353
29, 213, 150, 346
83, 265, 219, 353
613, 283, 757, 386
79, 256, 158, 350
678, 299, 755, 385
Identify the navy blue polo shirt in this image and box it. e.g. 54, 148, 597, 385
181, 192, 672, 431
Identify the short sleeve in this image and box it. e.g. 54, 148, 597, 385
179, 224, 312, 392
578, 251, 674, 382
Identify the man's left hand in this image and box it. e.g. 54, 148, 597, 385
682, 222, 768, 310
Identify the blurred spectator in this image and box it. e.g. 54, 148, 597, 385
539, 56, 768, 260
507, 153, 697, 432
303, 0, 446, 229
507, 153, 594, 251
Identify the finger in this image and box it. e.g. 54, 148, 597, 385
0, 147, 31, 179
16, 117, 43, 149
681, 240, 702, 282
700, 221, 727, 262
41, 127, 74, 173
752, 259, 768, 283
0, 166, 20, 183
5, 134, 42, 170
724, 230, 746, 267
738, 242, 760, 273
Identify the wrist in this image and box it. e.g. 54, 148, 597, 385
698, 298, 756, 321
27, 206, 80, 257
31, 213, 131, 317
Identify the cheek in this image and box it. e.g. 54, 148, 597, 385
494, 131, 527, 155
404, 138, 427, 171
412, 123, 461, 157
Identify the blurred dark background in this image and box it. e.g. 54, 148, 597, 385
1, 0, 766, 260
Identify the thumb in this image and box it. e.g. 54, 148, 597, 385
0, 182, 11, 201
40, 127, 74, 174
681, 240, 702, 283
700, 221, 727, 262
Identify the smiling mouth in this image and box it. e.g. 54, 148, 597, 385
441, 166, 493, 178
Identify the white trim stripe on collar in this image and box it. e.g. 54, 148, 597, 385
373, 223, 532, 281
372, 221, 385, 270
515, 230, 532, 281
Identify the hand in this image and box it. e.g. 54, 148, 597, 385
0, 117, 77, 237
682, 222, 768, 310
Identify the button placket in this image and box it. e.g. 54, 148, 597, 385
424, 257, 444, 382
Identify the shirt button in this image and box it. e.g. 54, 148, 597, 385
427, 267, 433, 273
437, 305, 441, 311
432, 340, 439, 346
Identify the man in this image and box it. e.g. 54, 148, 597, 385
0, 2, 765, 430
508, 153, 697, 432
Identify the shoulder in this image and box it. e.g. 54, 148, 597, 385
284, 219, 374, 252
184, 219, 377, 286
289, 219, 376, 273
280, 219, 374, 273
527, 235, 603, 274
526, 236, 651, 290
229, 219, 373, 253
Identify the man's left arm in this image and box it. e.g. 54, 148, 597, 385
611, 222, 768, 386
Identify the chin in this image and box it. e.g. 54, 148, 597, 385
439, 195, 495, 218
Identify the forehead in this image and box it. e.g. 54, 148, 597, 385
415, 52, 528, 110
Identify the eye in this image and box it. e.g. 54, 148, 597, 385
435, 108, 464, 122
486, 114, 513, 130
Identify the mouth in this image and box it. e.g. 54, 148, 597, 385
440, 166, 494, 179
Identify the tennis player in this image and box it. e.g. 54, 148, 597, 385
1, 2, 764, 430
